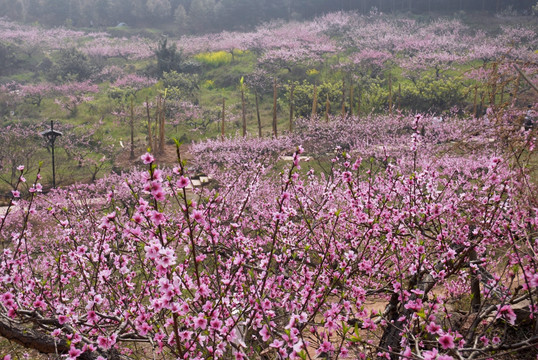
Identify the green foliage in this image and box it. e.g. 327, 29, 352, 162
161, 71, 199, 101
306, 68, 320, 77
0, 41, 43, 77
48, 47, 101, 82
106, 87, 135, 101
153, 38, 184, 77
0, 42, 17, 76
361, 81, 390, 113
283, 80, 342, 118
207, 61, 254, 88
201, 79, 215, 89
180, 59, 202, 74
399, 75, 467, 113
195, 51, 232, 67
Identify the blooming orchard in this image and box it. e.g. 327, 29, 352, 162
1, 111, 537, 359
0, 7, 537, 359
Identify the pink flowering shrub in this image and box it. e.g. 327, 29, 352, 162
191, 135, 294, 171
1, 112, 537, 359
190, 113, 499, 176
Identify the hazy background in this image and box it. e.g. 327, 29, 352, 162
0, 0, 535, 34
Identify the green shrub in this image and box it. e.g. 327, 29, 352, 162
48, 47, 101, 82
154, 38, 184, 77
161, 71, 199, 101
398, 75, 466, 113
283, 80, 343, 118
0, 42, 17, 76
201, 79, 215, 89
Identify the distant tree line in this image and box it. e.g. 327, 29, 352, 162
0, 0, 535, 32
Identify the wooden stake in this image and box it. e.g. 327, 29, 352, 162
349, 82, 354, 117
325, 93, 330, 122
255, 91, 262, 137
514, 64, 538, 94
473, 85, 478, 117
341, 78, 346, 118
489, 62, 498, 106
159, 97, 165, 154
479, 91, 485, 117
221, 97, 225, 140
130, 97, 135, 160
388, 73, 393, 116
311, 84, 318, 119
470, 249, 481, 312
289, 83, 295, 132
357, 87, 361, 119
155, 96, 160, 153
241, 87, 247, 137
512, 73, 521, 107
398, 84, 402, 112
145, 96, 153, 151
272, 78, 278, 138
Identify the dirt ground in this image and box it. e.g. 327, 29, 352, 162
115, 142, 194, 169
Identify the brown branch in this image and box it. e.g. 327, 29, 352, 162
513, 64, 538, 94
0, 316, 119, 359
